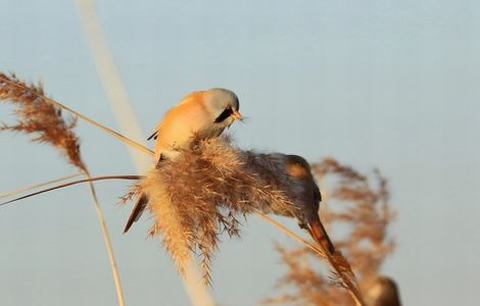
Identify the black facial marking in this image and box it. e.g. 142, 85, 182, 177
147, 131, 158, 141
214, 107, 233, 123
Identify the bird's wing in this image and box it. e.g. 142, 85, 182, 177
313, 183, 322, 202
123, 193, 148, 233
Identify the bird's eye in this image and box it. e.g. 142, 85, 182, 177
214, 107, 233, 123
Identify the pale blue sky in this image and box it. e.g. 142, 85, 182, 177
1, 1, 480, 305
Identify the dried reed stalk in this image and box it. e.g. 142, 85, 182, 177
0, 73, 151, 156
0, 175, 141, 210
0, 173, 83, 200
74, 0, 214, 303
0, 72, 126, 306
254, 212, 327, 258
265, 158, 396, 306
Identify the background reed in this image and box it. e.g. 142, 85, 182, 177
0, 73, 126, 306
74, 0, 216, 303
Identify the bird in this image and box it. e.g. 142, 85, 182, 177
364, 276, 401, 306
148, 88, 241, 163
123, 88, 242, 233
244, 153, 336, 255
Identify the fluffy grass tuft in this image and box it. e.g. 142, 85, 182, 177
0, 73, 85, 170
127, 137, 299, 284
126, 137, 365, 306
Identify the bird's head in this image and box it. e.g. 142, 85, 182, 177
204, 88, 242, 128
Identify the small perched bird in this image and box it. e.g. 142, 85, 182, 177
245, 153, 336, 254
123, 88, 242, 233
364, 276, 401, 306
148, 88, 241, 163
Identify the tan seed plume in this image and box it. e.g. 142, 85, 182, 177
0, 72, 126, 306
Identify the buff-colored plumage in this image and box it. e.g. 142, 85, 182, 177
124, 88, 241, 233
150, 89, 241, 162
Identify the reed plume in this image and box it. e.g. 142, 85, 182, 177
0, 73, 85, 170
123, 136, 365, 306
0, 72, 126, 306
125, 136, 299, 284
265, 158, 397, 306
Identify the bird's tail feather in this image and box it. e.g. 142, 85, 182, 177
123, 193, 148, 233
308, 218, 336, 255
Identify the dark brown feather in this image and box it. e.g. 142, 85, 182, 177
123, 193, 148, 234
123, 193, 148, 233
147, 130, 158, 140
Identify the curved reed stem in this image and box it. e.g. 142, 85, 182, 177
0, 173, 83, 200
0, 175, 142, 207
1, 77, 153, 157
254, 211, 326, 258
1, 72, 129, 306
83, 170, 126, 306
74, 1, 215, 305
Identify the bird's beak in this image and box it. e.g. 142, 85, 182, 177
232, 110, 242, 121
